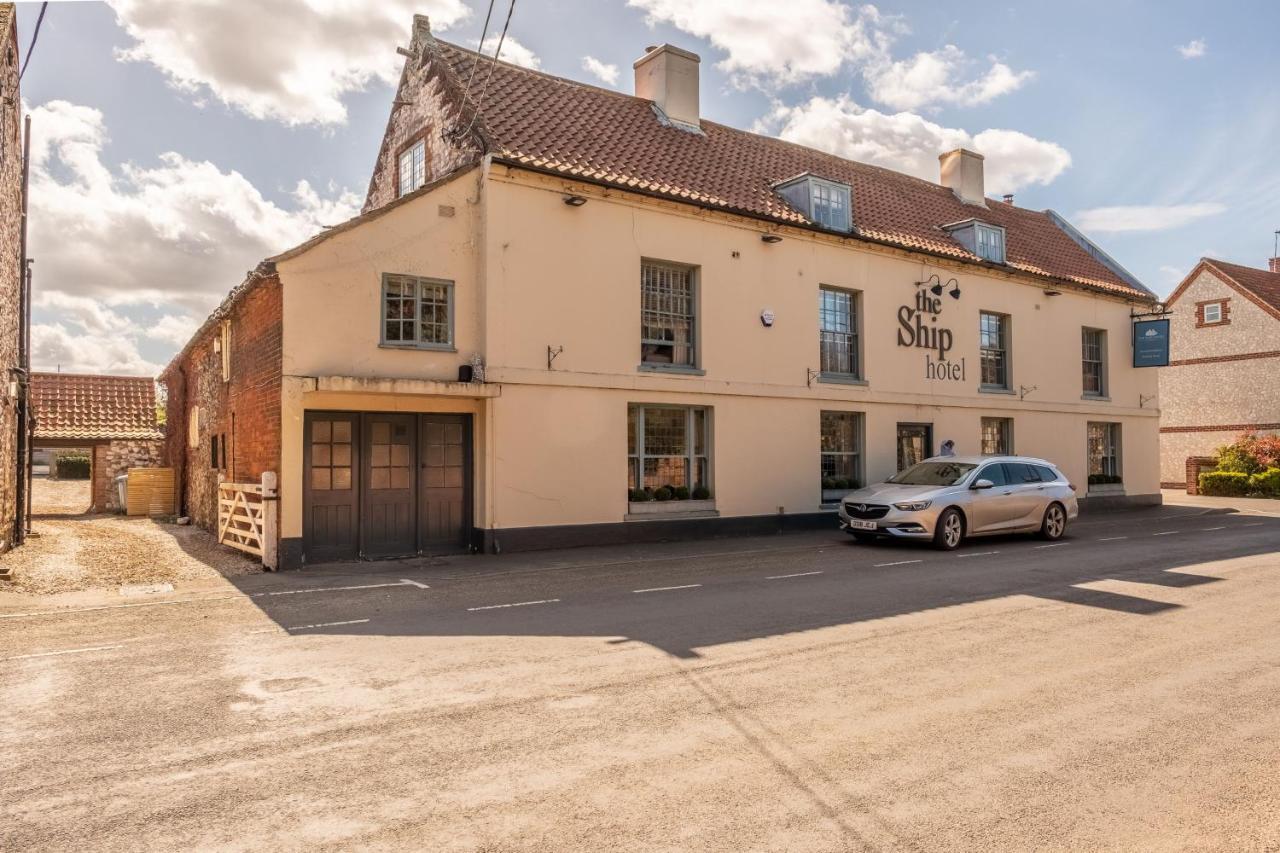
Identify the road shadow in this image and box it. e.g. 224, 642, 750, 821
224, 510, 1280, 658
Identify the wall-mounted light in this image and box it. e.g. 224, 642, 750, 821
930, 280, 944, 296
761, 234, 783, 244
563, 195, 587, 207
947, 279, 961, 300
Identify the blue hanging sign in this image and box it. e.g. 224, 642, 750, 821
1132, 318, 1170, 367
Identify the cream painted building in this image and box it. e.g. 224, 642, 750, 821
168, 17, 1162, 567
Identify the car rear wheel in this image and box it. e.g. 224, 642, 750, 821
1039, 503, 1067, 540
932, 508, 964, 551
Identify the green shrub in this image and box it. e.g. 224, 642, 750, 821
691, 485, 712, 500
653, 486, 674, 502
1087, 473, 1122, 485
1247, 467, 1280, 497
1199, 471, 1250, 497
672, 485, 690, 500
55, 454, 91, 479
628, 488, 651, 502
1214, 440, 1262, 475
821, 477, 837, 490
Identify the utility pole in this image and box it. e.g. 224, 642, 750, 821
14, 115, 30, 546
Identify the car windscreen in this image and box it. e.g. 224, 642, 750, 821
887, 461, 977, 486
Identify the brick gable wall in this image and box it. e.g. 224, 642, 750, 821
164, 275, 283, 533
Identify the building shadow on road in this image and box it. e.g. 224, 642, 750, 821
222, 512, 1280, 659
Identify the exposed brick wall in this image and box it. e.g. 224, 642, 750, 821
164, 273, 282, 535
0, 9, 21, 550
1194, 297, 1231, 327
1184, 456, 1217, 495
90, 440, 163, 511
362, 16, 479, 212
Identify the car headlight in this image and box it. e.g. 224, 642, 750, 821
892, 500, 932, 511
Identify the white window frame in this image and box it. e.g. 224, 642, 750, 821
818, 286, 861, 378
809, 177, 852, 232
380, 273, 455, 350
628, 405, 712, 497
1081, 327, 1107, 397
1202, 302, 1223, 324
640, 260, 699, 370
974, 223, 1006, 263
397, 139, 427, 197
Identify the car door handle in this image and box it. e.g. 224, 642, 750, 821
1000, 490, 1013, 495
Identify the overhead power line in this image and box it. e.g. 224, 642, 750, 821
463, 0, 516, 138
19, 2, 49, 82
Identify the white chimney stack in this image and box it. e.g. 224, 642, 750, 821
634, 44, 701, 129
939, 148, 987, 207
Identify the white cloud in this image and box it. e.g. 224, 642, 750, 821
762, 96, 1070, 194
1073, 203, 1227, 233
582, 56, 620, 87
865, 46, 1034, 111
1177, 39, 1207, 59
481, 34, 541, 70
107, 0, 470, 126
31, 324, 161, 376
26, 100, 360, 374
627, 0, 891, 86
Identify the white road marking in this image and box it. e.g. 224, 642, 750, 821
4, 644, 123, 662
0, 594, 241, 620
1200, 527, 1226, 531
1152, 531, 1180, 536
956, 551, 999, 558
1034, 543, 1068, 549
765, 571, 824, 580
398, 579, 430, 589
1241, 522, 1266, 527
467, 599, 561, 611
633, 584, 702, 593
1098, 536, 1128, 541
284, 619, 371, 631
255, 582, 411, 597
873, 560, 922, 567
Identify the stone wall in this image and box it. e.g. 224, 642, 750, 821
0, 9, 22, 550
164, 272, 283, 534
91, 440, 164, 512
362, 16, 479, 212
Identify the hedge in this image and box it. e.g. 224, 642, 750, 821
1198, 471, 1250, 497
1248, 467, 1280, 497
55, 454, 91, 480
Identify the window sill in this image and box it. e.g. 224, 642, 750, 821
1087, 483, 1125, 495
626, 499, 718, 520
817, 373, 867, 387
379, 343, 458, 353
638, 364, 706, 376
979, 386, 1016, 395
1082, 394, 1111, 402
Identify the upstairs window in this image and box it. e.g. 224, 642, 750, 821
397, 139, 427, 197
1198, 300, 1228, 326
979, 311, 1011, 390
775, 175, 853, 233
1082, 328, 1107, 396
640, 261, 697, 368
818, 287, 860, 377
381, 274, 454, 349
974, 223, 1006, 263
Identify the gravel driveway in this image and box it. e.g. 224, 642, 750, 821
0, 478, 260, 595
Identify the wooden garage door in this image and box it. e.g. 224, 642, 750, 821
304, 413, 359, 562
419, 415, 470, 551
361, 413, 417, 558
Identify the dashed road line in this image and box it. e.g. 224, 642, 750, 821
873, 560, 923, 567
633, 584, 702, 594
467, 599, 561, 611
1034, 543, 1068, 549
256, 582, 414, 597
1200, 527, 1226, 532
956, 551, 999, 558
1098, 536, 1128, 542
399, 579, 430, 589
4, 644, 124, 662
283, 619, 371, 631
1241, 522, 1267, 527
765, 571, 824, 580
1152, 531, 1180, 536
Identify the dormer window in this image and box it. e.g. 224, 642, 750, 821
775, 175, 853, 233
943, 219, 1007, 265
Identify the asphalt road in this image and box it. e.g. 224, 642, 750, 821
3, 506, 1279, 851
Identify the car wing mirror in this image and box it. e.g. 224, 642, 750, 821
971, 478, 995, 490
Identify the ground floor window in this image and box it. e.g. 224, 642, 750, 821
981, 417, 1013, 455
628, 405, 711, 501
1087, 422, 1122, 486
896, 423, 933, 472
820, 411, 863, 502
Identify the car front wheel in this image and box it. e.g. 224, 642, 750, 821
1039, 503, 1067, 540
932, 508, 964, 551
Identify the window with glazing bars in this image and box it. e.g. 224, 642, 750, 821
397, 140, 427, 197
640, 261, 696, 367
1087, 422, 1121, 479
627, 405, 710, 492
811, 180, 851, 231
382, 274, 453, 348
820, 411, 863, 493
1082, 328, 1106, 396
981, 417, 1012, 455
819, 287, 859, 376
975, 223, 1006, 263
979, 311, 1009, 388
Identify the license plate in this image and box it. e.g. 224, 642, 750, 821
848, 519, 876, 531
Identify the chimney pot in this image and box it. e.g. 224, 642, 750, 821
634, 43, 701, 129
1270, 257, 1280, 274
939, 148, 987, 207
1002, 194, 1014, 205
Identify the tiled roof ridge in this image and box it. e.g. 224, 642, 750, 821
1202, 256, 1280, 281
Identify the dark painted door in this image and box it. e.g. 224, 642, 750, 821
361, 413, 417, 558
896, 423, 933, 472
304, 413, 359, 562
419, 414, 470, 552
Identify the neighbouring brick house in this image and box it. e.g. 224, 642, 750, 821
160, 268, 282, 533
0, 4, 23, 546
1160, 256, 1280, 490
29, 373, 165, 511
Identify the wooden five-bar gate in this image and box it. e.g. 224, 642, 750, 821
217, 472, 278, 570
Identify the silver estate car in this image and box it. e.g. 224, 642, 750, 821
837, 455, 1079, 550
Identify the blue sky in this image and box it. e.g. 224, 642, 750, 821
13, 0, 1279, 374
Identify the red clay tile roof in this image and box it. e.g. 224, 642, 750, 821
1200, 258, 1280, 319
432, 39, 1151, 300
31, 373, 163, 442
